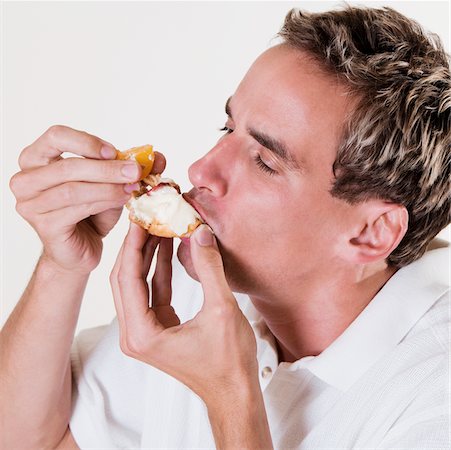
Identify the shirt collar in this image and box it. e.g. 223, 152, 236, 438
295, 242, 450, 391
246, 240, 450, 392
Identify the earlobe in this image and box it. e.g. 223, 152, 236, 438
349, 204, 408, 264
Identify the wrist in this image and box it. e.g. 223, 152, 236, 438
39, 252, 91, 281
205, 374, 263, 417
206, 377, 273, 450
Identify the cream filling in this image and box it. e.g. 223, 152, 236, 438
129, 185, 202, 236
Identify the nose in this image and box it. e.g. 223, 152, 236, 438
188, 139, 231, 197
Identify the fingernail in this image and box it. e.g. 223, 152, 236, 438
194, 224, 215, 247
101, 145, 117, 159
124, 183, 140, 194
121, 162, 139, 180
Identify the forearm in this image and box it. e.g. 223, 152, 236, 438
0, 254, 89, 448
207, 380, 273, 450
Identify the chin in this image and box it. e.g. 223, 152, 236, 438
177, 238, 254, 295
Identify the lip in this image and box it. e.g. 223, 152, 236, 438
182, 191, 207, 223
181, 236, 191, 245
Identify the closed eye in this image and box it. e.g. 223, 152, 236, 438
253, 154, 277, 176
219, 126, 233, 134
219, 126, 276, 176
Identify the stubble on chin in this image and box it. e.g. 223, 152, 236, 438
176, 239, 254, 295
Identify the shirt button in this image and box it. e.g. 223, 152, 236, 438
261, 366, 273, 379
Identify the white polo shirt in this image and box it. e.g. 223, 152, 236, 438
70, 242, 450, 449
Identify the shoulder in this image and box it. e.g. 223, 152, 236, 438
403, 289, 449, 352
387, 242, 450, 357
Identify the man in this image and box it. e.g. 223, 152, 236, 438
2, 5, 449, 449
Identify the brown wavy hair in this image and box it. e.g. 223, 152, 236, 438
279, 5, 450, 267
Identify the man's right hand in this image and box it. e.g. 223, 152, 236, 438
9, 125, 165, 274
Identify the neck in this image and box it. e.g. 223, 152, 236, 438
250, 262, 398, 363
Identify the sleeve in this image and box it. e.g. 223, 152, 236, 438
69, 320, 154, 449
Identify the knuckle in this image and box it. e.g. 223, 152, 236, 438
80, 202, 94, 216
103, 161, 120, 181
9, 172, 22, 195
124, 332, 146, 356
15, 201, 36, 223
82, 131, 104, 153
69, 129, 104, 158
60, 182, 76, 203
18, 147, 29, 170
211, 303, 236, 321
17, 143, 38, 170
97, 163, 117, 186
46, 124, 65, 142
119, 336, 132, 356
58, 158, 72, 178
117, 271, 128, 287
87, 200, 103, 213
34, 216, 49, 235
15, 201, 27, 217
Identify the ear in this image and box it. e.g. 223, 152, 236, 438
347, 202, 409, 264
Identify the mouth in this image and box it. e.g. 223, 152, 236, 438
182, 190, 207, 224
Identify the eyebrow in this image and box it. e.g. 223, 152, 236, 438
225, 96, 302, 171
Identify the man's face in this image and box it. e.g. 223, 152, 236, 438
178, 44, 357, 297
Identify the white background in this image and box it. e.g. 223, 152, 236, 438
2, 1, 449, 333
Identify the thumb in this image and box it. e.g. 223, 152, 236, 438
91, 206, 123, 237
190, 224, 232, 303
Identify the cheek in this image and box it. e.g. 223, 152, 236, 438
227, 182, 297, 243
231, 186, 334, 255
215, 172, 335, 256
217, 188, 289, 263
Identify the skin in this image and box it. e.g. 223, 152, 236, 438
2, 44, 408, 449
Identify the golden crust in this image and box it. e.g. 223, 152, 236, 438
142, 174, 161, 187
122, 156, 203, 238
142, 174, 180, 192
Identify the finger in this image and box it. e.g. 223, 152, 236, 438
33, 199, 128, 235
118, 223, 163, 332
190, 225, 234, 305
142, 235, 161, 278
113, 228, 159, 350
152, 238, 173, 307
18, 125, 118, 170
18, 182, 131, 213
152, 151, 166, 175
91, 206, 124, 238
110, 242, 128, 340
11, 158, 141, 199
